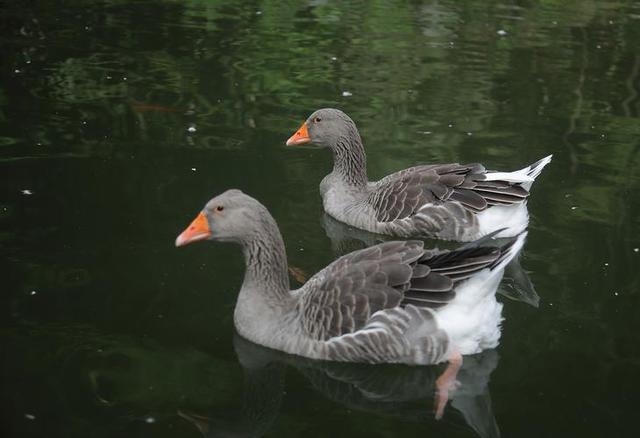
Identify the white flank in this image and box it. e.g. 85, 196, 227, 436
435, 232, 527, 355
476, 203, 529, 238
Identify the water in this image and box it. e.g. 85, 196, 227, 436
1, 1, 639, 436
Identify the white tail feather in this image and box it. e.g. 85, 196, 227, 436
484, 154, 552, 190
525, 154, 553, 180
483, 172, 534, 183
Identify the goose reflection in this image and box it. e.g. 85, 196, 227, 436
179, 334, 501, 438
321, 213, 539, 308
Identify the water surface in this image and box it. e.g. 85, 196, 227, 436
1, 1, 640, 437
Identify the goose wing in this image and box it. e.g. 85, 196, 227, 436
296, 236, 515, 342
368, 163, 530, 222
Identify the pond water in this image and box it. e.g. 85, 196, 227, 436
1, 1, 639, 437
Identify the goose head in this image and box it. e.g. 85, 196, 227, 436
175, 189, 269, 246
285, 108, 360, 149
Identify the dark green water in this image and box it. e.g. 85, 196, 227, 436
1, 1, 640, 436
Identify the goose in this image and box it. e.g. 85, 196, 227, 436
175, 189, 527, 417
286, 108, 551, 241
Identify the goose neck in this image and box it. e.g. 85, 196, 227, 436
240, 218, 291, 304
331, 134, 368, 188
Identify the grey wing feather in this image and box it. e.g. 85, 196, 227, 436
324, 305, 450, 364
298, 240, 424, 341
400, 236, 519, 309
298, 234, 520, 341
368, 163, 531, 222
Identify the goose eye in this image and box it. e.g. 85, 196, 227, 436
313, 116, 322, 123
216, 205, 224, 212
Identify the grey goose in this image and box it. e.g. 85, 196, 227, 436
175, 189, 527, 417
286, 108, 551, 241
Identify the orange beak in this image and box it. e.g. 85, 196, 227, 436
285, 122, 310, 146
175, 212, 212, 247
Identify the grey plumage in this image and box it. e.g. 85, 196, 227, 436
370, 163, 504, 221
292, 108, 551, 241
368, 163, 533, 231
321, 213, 539, 313
177, 190, 527, 366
